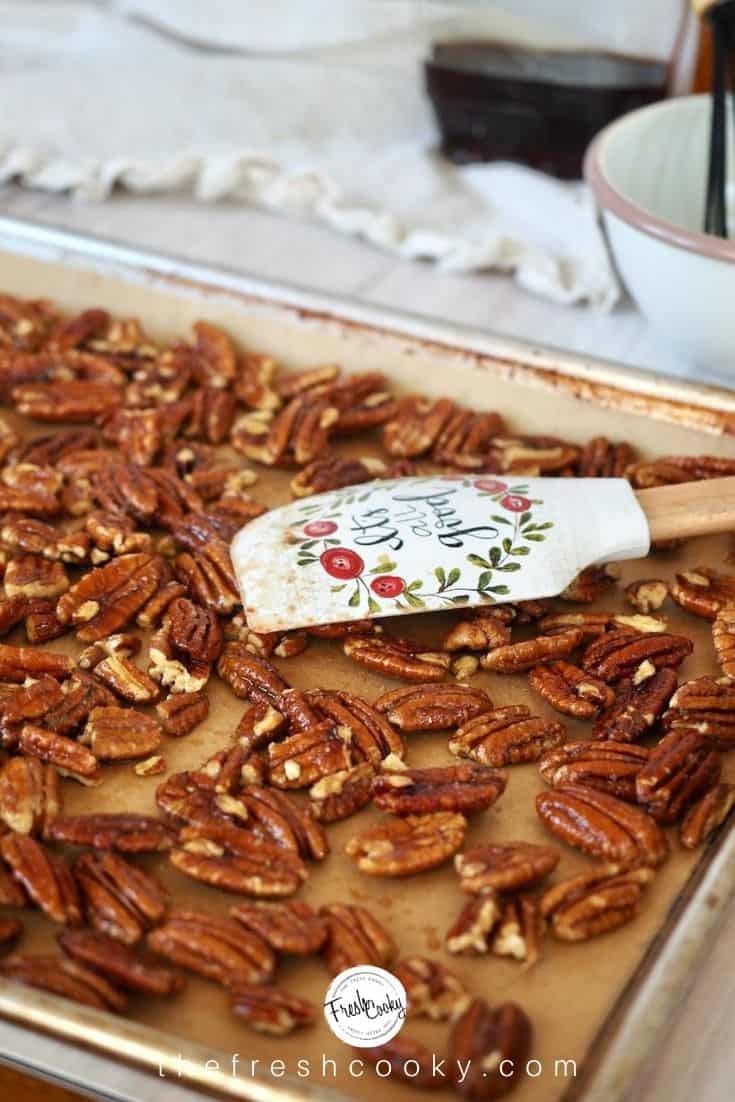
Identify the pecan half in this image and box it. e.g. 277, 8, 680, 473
539, 741, 649, 802
80, 706, 162, 762
536, 785, 668, 866
217, 644, 288, 705
635, 730, 721, 824
19, 724, 102, 786
56, 552, 167, 641
625, 578, 669, 614
74, 850, 167, 944
13, 380, 121, 421
309, 762, 375, 823
240, 786, 328, 861
343, 634, 451, 682
42, 669, 115, 736
319, 903, 396, 974
374, 683, 492, 731
0, 517, 90, 563
4, 555, 68, 600
0, 832, 81, 924
449, 706, 565, 767
93, 655, 160, 704
541, 865, 655, 940
593, 669, 677, 742
58, 928, 183, 996
371, 763, 506, 816
445, 895, 501, 955
148, 910, 274, 985
481, 629, 584, 674
304, 688, 403, 765
680, 782, 735, 848
455, 842, 559, 894
528, 661, 613, 719
663, 676, 735, 748
492, 896, 545, 967
0, 757, 60, 837
394, 956, 469, 1022
267, 720, 352, 790
48, 813, 176, 853
230, 983, 316, 1034
713, 609, 735, 678
175, 548, 241, 616
0, 954, 126, 1012
230, 900, 327, 955
170, 824, 306, 896
577, 436, 636, 478
382, 396, 456, 458
450, 1000, 532, 1100
346, 812, 466, 876
670, 567, 735, 620
582, 629, 692, 683
290, 454, 387, 497
0, 644, 73, 682
628, 454, 735, 488
156, 690, 209, 736
443, 613, 511, 653
149, 597, 221, 694
561, 565, 617, 603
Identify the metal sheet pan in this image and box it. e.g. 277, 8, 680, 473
0, 215, 732, 1102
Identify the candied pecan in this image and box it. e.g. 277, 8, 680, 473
149, 598, 222, 694
90, 464, 158, 522
360, 1038, 444, 1089
445, 895, 500, 956
136, 580, 188, 628
481, 629, 584, 674
662, 676, 735, 748
309, 762, 375, 823
47, 307, 110, 350
85, 509, 153, 562
170, 823, 306, 896
372, 763, 506, 816
0, 644, 73, 683
24, 598, 67, 644
635, 730, 720, 824
80, 707, 162, 762
529, 661, 613, 719
155, 770, 229, 827
449, 706, 565, 767
230, 983, 316, 1034
75, 850, 168, 944
0, 595, 28, 639
541, 865, 655, 941
0, 954, 126, 1012
1, 517, 89, 563
626, 578, 669, 615
486, 434, 579, 475
0, 294, 57, 352
0, 757, 60, 837
58, 928, 183, 996
492, 895, 544, 967
12, 380, 121, 421
628, 454, 735, 488
455, 841, 559, 895
561, 564, 617, 604
536, 785, 668, 866
593, 668, 677, 743
267, 721, 352, 790
175, 549, 240, 614
443, 612, 511, 653
383, 396, 456, 458
394, 956, 469, 1022
680, 782, 735, 848
42, 669, 115, 736
582, 629, 692, 683
49, 813, 176, 854
189, 320, 237, 388
21, 428, 99, 467
156, 690, 209, 737
320, 902, 396, 974
230, 900, 327, 955
304, 688, 403, 764
343, 634, 451, 682
56, 552, 167, 641
148, 910, 274, 986
374, 683, 492, 731
134, 755, 166, 777
713, 609, 735, 678
450, 999, 532, 1100
432, 409, 505, 469
78, 633, 141, 669
539, 611, 613, 638
307, 619, 376, 639
670, 567, 735, 620
539, 741, 649, 802
240, 786, 328, 861
290, 454, 388, 497
346, 811, 466, 876
577, 436, 636, 477
19, 724, 102, 786
217, 644, 288, 705
1, 675, 65, 728
4, 558, 67, 604
0, 832, 81, 924
225, 613, 307, 662
234, 352, 280, 410
0, 859, 26, 906
92, 655, 160, 704
232, 393, 338, 467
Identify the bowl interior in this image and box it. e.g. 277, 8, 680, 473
597, 95, 735, 234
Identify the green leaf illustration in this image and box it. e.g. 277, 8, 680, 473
477, 570, 494, 591
368, 596, 380, 614
524, 534, 546, 542
502, 538, 513, 553
348, 586, 362, 608
330, 584, 347, 592
449, 595, 470, 605
467, 554, 490, 568
407, 580, 423, 592
486, 585, 510, 594
446, 567, 461, 586
434, 566, 447, 589
519, 512, 532, 526
489, 547, 501, 567
498, 562, 521, 572
370, 560, 397, 574
404, 591, 426, 608
509, 546, 530, 556
491, 515, 512, 526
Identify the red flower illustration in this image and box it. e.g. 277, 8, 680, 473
370, 575, 405, 598
303, 519, 337, 537
320, 547, 364, 580
501, 493, 531, 512
474, 478, 508, 493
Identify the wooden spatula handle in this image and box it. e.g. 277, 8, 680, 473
636, 475, 735, 543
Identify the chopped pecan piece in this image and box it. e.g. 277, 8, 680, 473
486, 434, 579, 475
0, 757, 60, 837
320, 903, 396, 974
48, 813, 176, 853
481, 629, 584, 674
394, 956, 469, 1022
539, 741, 649, 802
635, 730, 720, 824
492, 895, 545, 967
309, 762, 376, 823
593, 669, 677, 742
528, 661, 613, 719
75, 850, 168, 944
217, 643, 288, 705
449, 706, 565, 767
58, 928, 183, 996
24, 598, 68, 644
343, 634, 451, 682
0, 644, 73, 682
374, 683, 492, 731
663, 676, 735, 748
134, 755, 167, 777
148, 910, 274, 985
680, 782, 735, 848
156, 690, 209, 736
93, 655, 160, 704
230, 900, 327, 955
541, 865, 655, 941
372, 763, 506, 816
450, 999, 532, 1099
446, 894, 500, 955
443, 612, 511, 653
625, 578, 669, 614
56, 552, 167, 641
170, 823, 306, 896
81, 706, 162, 762
4, 555, 68, 600
713, 609, 735, 678
19, 724, 102, 786
230, 983, 316, 1034
455, 842, 559, 894
149, 597, 222, 693
670, 567, 735, 620
561, 564, 617, 603
536, 785, 668, 866
0, 954, 126, 1012
78, 633, 141, 668
0, 832, 81, 924
346, 811, 466, 876
582, 629, 692, 683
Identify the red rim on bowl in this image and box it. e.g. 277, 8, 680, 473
584, 95, 735, 264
